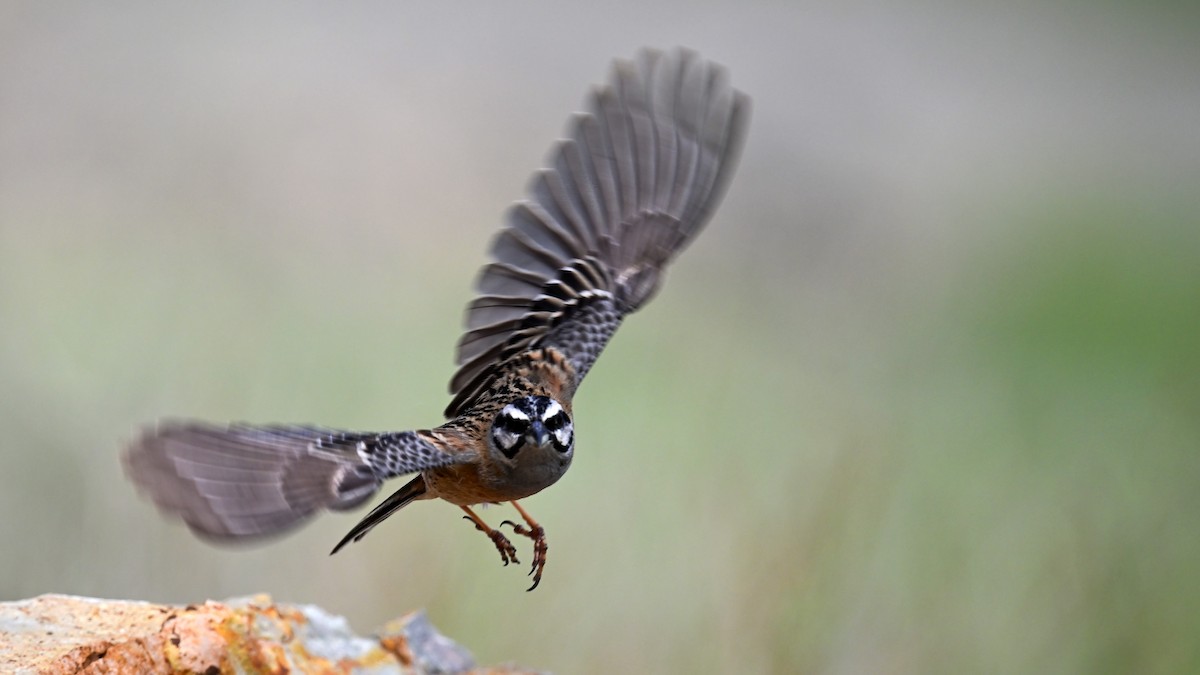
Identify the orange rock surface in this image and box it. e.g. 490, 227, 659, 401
0, 594, 534, 674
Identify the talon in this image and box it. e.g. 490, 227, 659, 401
463, 503, 546, 588
486, 529, 519, 567
501, 519, 535, 537
461, 506, 519, 567
523, 525, 547, 590
503, 501, 549, 591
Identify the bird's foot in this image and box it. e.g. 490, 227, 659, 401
461, 514, 519, 566
501, 509, 548, 591
500, 521, 546, 591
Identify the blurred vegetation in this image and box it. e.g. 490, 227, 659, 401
1, 2, 1198, 673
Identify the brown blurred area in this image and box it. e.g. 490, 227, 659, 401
1, 2, 1198, 673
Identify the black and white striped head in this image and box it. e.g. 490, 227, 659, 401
490, 395, 573, 459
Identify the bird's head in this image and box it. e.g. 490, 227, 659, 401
489, 395, 573, 461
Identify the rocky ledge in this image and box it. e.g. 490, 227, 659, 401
0, 594, 535, 674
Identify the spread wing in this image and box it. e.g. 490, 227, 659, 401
446, 48, 750, 417
123, 422, 472, 542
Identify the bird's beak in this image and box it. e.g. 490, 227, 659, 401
529, 421, 548, 447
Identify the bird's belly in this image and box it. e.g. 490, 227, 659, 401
424, 459, 569, 506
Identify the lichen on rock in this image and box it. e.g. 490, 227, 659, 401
0, 594, 535, 674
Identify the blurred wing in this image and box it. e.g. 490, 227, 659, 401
124, 422, 470, 541
447, 48, 750, 416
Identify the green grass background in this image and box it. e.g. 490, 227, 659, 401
1, 3, 1197, 672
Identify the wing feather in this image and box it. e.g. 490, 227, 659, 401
577, 107, 622, 245
124, 422, 470, 542
531, 168, 595, 253
447, 49, 749, 416
556, 137, 607, 249
477, 262, 547, 298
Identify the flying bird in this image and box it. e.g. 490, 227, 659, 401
125, 48, 749, 590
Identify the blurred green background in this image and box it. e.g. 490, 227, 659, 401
2, 2, 1198, 673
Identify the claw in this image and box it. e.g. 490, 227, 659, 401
487, 529, 519, 567
461, 508, 519, 566
523, 525, 548, 591
462, 503, 547, 589
501, 521, 547, 590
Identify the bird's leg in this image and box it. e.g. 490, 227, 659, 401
460, 505, 519, 566
500, 500, 548, 591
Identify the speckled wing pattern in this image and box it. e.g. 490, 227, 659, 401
123, 422, 471, 541
446, 49, 750, 417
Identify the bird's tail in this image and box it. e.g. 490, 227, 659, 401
330, 475, 427, 554
123, 422, 382, 542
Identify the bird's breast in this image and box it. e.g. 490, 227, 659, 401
424, 454, 571, 506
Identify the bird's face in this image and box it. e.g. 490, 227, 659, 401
489, 395, 574, 462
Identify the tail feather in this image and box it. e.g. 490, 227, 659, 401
330, 475, 427, 554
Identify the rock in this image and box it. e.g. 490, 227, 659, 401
0, 594, 537, 674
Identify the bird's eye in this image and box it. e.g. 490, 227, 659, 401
544, 411, 569, 430
496, 413, 528, 433
552, 427, 573, 453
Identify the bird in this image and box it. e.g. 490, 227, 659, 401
123, 48, 749, 591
